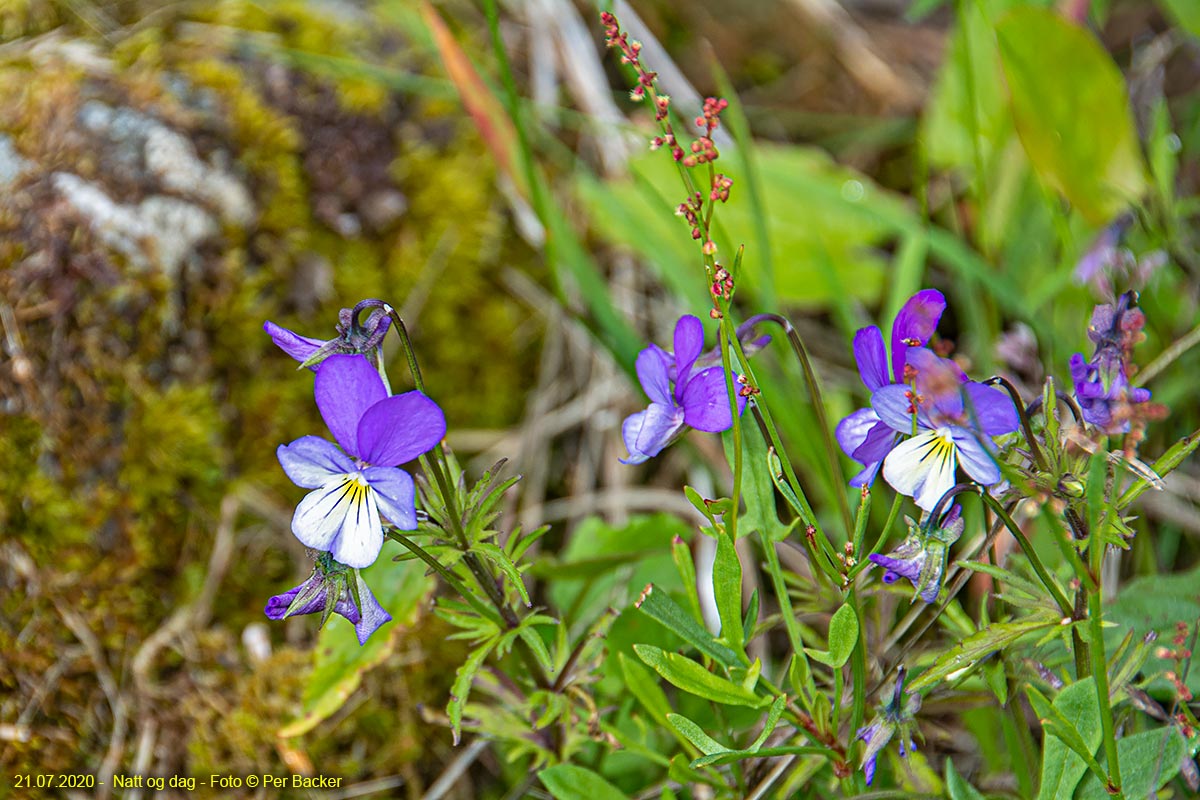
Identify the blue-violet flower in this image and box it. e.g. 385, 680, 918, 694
264, 554, 391, 645
872, 348, 1018, 510
621, 315, 747, 464
1068, 292, 1151, 434
870, 504, 964, 603
265, 299, 391, 371
277, 354, 445, 568
857, 667, 921, 785
836, 290, 947, 487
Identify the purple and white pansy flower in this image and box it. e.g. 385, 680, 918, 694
836, 290, 947, 487
621, 314, 747, 464
277, 354, 446, 568
872, 348, 1018, 510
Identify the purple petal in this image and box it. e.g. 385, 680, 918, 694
277, 436, 355, 488
836, 408, 877, 458
348, 574, 392, 645
356, 391, 446, 467
872, 385, 924, 434
890, 290, 946, 382
264, 573, 325, 619
849, 461, 884, 488
673, 315, 706, 388
315, 355, 388, 458
265, 320, 326, 367
680, 366, 735, 432
863, 755, 877, 786
963, 382, 1019, 436
852, 421, 898, 466
363, 466, 417, 530
908, 348, 967, 419
852, 326, 889, 392
636, 345, 674, 406
621, 402, 684, 463
951, 428, 1001, 486
870, 552, 924, 583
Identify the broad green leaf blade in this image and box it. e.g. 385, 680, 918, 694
723, 421, 787, 541
825, 603, 860, 668
636, 584, 742, 667
1028, 680, 1103, 800
539, 764, 631, 800
278, 558, 435, 737
1077, 727, 1186, 800
1160, 0, 1200, 40
713, 531, 745, 655
748, 694, 789, 752
995, 7, 1147, 224
666, 713, 734, 756
907, 618, 1058, 692
633, 644, 768, 707
1105, 561, 1200, 696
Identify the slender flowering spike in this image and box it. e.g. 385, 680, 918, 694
622, 315, 748, 464
873, 348, 1018, 510
277, 354, 446, 568
264, 555, 391, 645
857, 667, 922, 785
836, 290, 947, 487
1069, 291, 1152, 434
870, 505, 965, 602
264, 299, 392, 371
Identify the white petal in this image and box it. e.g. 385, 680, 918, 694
292, 478, 353, 550
883, 429, 958, 511
330, 482, 384, 568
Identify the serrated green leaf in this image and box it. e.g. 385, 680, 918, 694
714, 531, 745, 654
996, 7, 1146, 224
278, 558, 434, 738
634, 644, 768, 707
636, 584, 741, 667
667, 713, 734, 756
907, 618, 1058, 692
1077, 726, 1186, 800
475, 541, 530, 606
447, 635, 499, 745
538, 764, 630, 800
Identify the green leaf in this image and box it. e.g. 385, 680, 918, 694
805, 602, 859, 668
1076, 726, 1186, 800
724, 422, 787, 541
278, 558, 435, 738
633, 644, 769, 707
475, 542, 530, 606
945, 758, 987, 800
907, 618, 1058, 692
636, 584, 741, 667
619, 652, 673, 725
666, 713, 734, 756
448, 635, 499, 745
538, 764, 630, 800
749, 694, 789, 752
713, 532, 745, 654
1028, 680, 1103, 799
1106, 561, 1200, 696
995, 7, 1146, 224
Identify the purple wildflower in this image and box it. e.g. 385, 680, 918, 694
835, 290, 947, 487
265, 556, 392, 645
872, 348, 1018, 510
870, 505, 964, 603
1069, 292, 1151, 434
265, 299, 391, 371
277, 354, 445, 568
857, 667, 921, 785
621, 315, 747, 464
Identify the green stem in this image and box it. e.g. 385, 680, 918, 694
1087, 498, 1123, 796
981, 494, 1073, 618
719, 311, 742, 543
385, 530, 497, 623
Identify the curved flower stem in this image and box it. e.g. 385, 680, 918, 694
1025, 390, 1084, 425
385, 529, 498, 623
387, 307, 553, 691
980, 493, 1073, 618
984, 375, 1047, 472
766, 315, 854, 536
